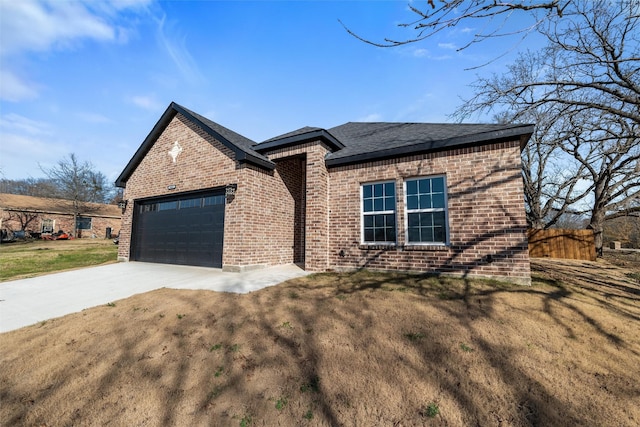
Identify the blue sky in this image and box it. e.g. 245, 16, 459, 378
0, 0, 542, 182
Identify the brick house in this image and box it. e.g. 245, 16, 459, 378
0, 193, 121, 239
116, 102, 533, 285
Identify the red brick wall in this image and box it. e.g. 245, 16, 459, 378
119, 113, 303, 270
266, 142, 331, 271
275, 156, 306, 263
223, 162, 299, 268
119, 113, 240, 262
1, 210, 120, 239
327, 141, 531, 284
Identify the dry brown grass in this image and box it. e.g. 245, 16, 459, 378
1, 259, 639, 426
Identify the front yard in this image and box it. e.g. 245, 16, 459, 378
1, 257, 638, 426
0, 239, 118, 282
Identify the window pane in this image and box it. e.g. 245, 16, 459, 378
419, 179, 430, 193
158, 201, 178, 211
407, 195, 418, 210
180, 198, 201, 209
432, 193, 445, 209
364, 229, 374, 242
384, 182, 395, 196
373, 198, 383, 211
384, 196, 394, 211
373, 183, 383, 197
364, 215, 373, 227
408, 213, 419, 227
421, 212, 434, 226
433, 212, 446, 227
434, 227, 445, 243
374, 215, 384, 227
432, 177, 444, 193
76, 217, 92, 230
421, 227, 434, 242
386, 227, 396, 242
406, 180, 417, 195
419, 195, 431, 209
364, 199, 373, 212
203, 195, 224, 206
374, 228, 385, 241
385, 214, 396, 227
408, 227, 420, 242
363, 185, 372, 198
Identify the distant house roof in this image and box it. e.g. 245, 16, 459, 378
116, 102, 534, 186
0, 193, 121, 218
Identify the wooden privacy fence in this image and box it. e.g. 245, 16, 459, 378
527, 229, 596, 261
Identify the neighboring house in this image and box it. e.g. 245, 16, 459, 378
116, 102, 533, 285
0, 193, 121, 239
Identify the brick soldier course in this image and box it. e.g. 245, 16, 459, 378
116, 102, 533, 285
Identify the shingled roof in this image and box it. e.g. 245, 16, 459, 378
0, 193, 121, 218
117, 103, 534, 186
323, 122, 534, 166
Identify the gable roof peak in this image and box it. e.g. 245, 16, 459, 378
116, 102, 275, 187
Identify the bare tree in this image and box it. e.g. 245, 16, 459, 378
0, 177, 58, 197
6, 210, 39, 232
489, 63, 591, 229
40, 154, 114, 236
451, 1, 639, 255
564, 114, 640, 255
342, 1, 616, 55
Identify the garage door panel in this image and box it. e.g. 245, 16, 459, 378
132, 191, 225, 268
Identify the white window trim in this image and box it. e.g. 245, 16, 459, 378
360, 180, 397, 245
41, 219, 55, 234
403, 175, 450, 246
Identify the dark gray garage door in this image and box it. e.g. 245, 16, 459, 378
131, 192, 225, 267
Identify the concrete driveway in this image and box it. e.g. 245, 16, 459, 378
0, 262, 309, 333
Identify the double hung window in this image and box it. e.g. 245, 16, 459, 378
361, 181, 396, 244
405, 176, 448, 244
76, 216, 92, 230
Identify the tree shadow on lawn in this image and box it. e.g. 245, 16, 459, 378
264, 266, 640, 425
2, 262, 639, 426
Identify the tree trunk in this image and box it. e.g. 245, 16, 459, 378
590, 210, 605, 257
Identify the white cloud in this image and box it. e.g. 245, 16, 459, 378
358, 113, 383, 122
0, 69, 39, 102
129, 95, 162, 111
0, 113, 51, 135
438, 42, 458, 50
155, 13, 205, 84
0, 0, 152, 102
413, 48, 429, 58
0, 0, 114, 55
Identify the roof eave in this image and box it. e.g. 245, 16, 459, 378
171, 104, 274, 170
325, 125, 535, 168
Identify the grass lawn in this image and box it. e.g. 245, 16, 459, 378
1, 258, 638, 426
0, 239, 118, 282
